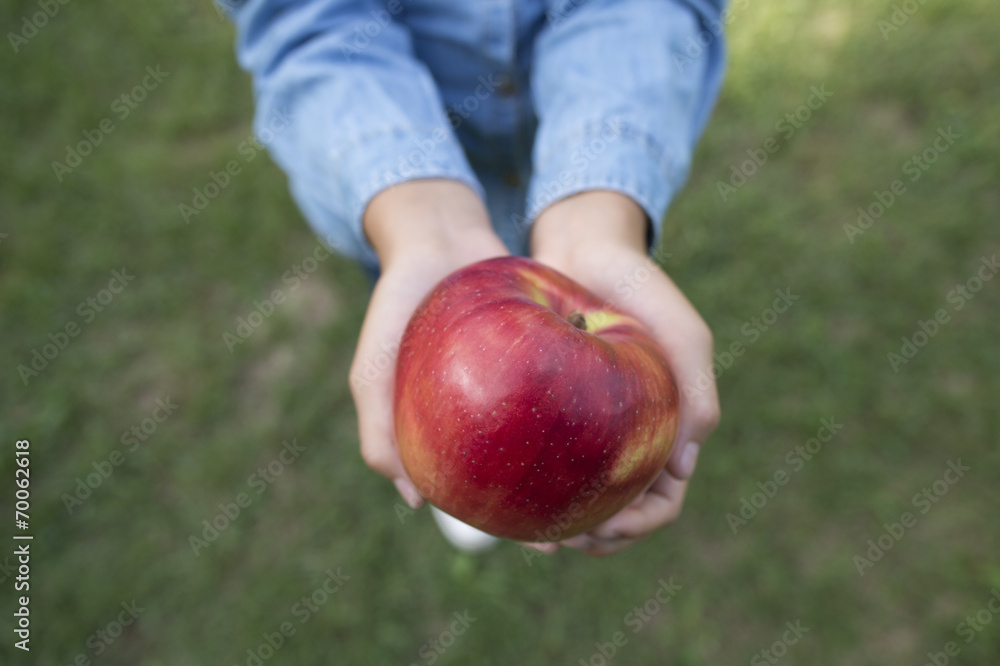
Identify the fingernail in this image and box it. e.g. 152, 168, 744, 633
679, 442, 701, 479
394, 479, 423, 509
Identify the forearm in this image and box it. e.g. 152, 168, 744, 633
363, 180, 505, 268
527, 0, 727, 249
531, 190, 648, 264
226, 0, 483, 270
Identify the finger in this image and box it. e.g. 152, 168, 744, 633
553, 254, 720, 479
518, 542, 560, 554
588, 471, 689, 540
529, 251, 719, 480
351, 243, 508, 509
626, 271, 720, 480
349, 273, 426, 508
559, 533, 646, 557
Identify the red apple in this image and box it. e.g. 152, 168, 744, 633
394, 256, 679, 541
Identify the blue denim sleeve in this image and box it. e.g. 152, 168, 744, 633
527, 0, 727, 249
225, 0, 484, 270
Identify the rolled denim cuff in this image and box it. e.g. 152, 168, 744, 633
524, 119, 686, 251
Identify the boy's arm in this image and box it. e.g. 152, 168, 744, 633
224, 0, 485, 270
223, 1, 507, 504
526, 0, 727, 555
526, 0, 727, 245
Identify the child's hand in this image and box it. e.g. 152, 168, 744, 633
349, 180, 508, 509
526, 190, 721, 556
352, 183, 717, 556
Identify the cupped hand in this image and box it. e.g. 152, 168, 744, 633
349, 180, 508, 508
526, 190, 721, 556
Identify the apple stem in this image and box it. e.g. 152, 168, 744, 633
568, 311, 587, 330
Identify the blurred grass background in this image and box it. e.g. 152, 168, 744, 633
2, 0, 999, 664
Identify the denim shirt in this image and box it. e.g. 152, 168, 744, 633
223, 0, 727, 270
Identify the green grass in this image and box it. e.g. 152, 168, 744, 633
2, 0, 999, 664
